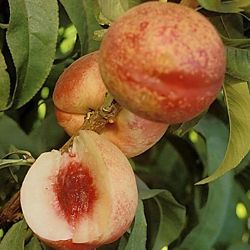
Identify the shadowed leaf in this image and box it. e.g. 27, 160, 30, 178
125, 199, 147, 250
178, 115, 234, 250
0, 52, 10, 110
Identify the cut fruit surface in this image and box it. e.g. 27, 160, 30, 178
21, 130, 138, 249
53, 160, 97, 227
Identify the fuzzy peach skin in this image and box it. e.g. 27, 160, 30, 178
21, 130, 138, 250
53, 51, 168, 158
99, 2, 226, 124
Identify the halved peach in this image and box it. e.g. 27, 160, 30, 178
21, 130, 138, 250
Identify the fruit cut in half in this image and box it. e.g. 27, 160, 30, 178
21, 130, 138, 250
99, 2, 226, 124
53, 52, 168, 157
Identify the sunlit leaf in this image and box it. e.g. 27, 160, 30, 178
60, 0, 101, 54
197, 83, 250, 184
198, 0, 250, 13
7, 0, 59, 108
125, 200, 147, 250
97, 0, 128, 22
0, 220, 28, 250
179, 115, 234, 250
97, 0, 143, 22
0, 52, 10, 110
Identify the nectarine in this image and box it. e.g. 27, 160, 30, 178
99, 2, 226, 124
53, 52, 168, 157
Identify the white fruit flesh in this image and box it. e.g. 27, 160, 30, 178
20, 151, 73, 241
21, 130, 138, 246
77, 131, 138, 242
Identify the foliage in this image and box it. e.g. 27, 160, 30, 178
0, 0, 250, 249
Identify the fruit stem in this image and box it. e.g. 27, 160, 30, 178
179, 0, 199, 9
60, 94, 121, 153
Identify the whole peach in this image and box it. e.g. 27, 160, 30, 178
53, 52, 168, 157
99, 2, 226, 124
21, 131, 138, 250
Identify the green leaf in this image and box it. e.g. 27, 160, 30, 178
0, 220, 28, 250
224, 74, 244, 85
139, 189, 163, 200
209, 15, 250, 81
198, 0, 250, 13
136, 178, 186, 250
197, 82, 250, 184
0, 52, 10, 110
145, 190, 186, 250
25, 237, 42, 250
97, 0, 143, 22
97, 0, 128, 22
7, 0, 59, 108
226, 46, 250, 81
179, 115, 234, 250
60, 0, 101, 54
117, 237, 128, 250
29, 111, 66, 156
169, 112, 205, 137
212, 14, 245, 39
228, 243, 250, 250
215, 183, 246, 246
0, 115, 34, 156
125, 199, 147, 250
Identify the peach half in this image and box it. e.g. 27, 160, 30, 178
20, 130, 138, 250
53, 52, 168, 158
99, 2, 226, 124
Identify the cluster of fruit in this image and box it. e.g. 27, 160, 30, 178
20, 2, 225, 250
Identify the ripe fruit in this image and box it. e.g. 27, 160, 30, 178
99, 2, 226, 124
53, 52, 168, 157
21, 130, 138, 250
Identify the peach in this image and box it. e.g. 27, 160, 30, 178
99, 2, 226, 124
53, 52, 168, 157
20, 130, 138, 250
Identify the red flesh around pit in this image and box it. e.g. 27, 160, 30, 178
53, 160, 97, 227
